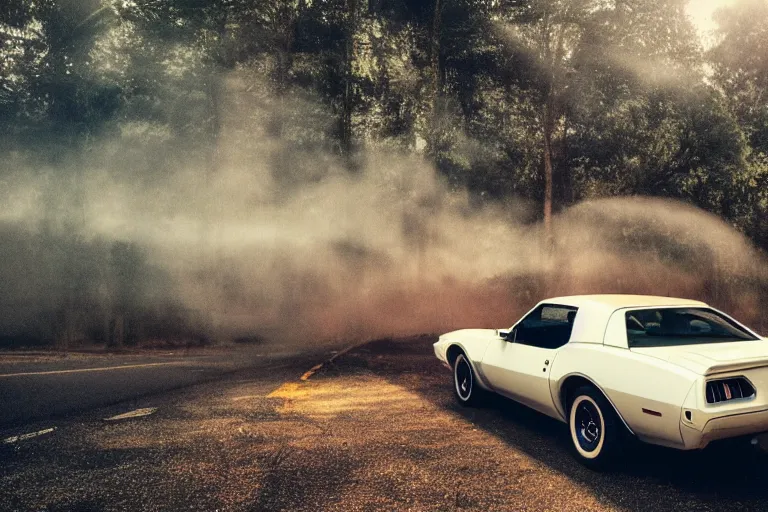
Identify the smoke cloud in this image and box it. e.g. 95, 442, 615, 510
1, 70, 767, 349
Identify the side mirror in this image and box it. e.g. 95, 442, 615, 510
500, 328, 516, 342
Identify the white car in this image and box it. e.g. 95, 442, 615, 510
433, 295, 768, 467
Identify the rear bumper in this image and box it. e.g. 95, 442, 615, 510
681, 408, 768, 449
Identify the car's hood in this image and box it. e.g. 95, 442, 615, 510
440, 328, 499, 342
632, 338, 768, 375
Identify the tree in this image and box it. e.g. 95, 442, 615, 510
709, 0, 768, 247
496, 0, 702, 234
498, 0, 596, 236
1, 0, 117, 154
710, 0, 768, 155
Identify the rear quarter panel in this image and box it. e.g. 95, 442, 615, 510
550, 343, 698, 448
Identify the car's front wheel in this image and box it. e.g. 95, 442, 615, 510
453, 353, 481, 406
568, 385, 622, 468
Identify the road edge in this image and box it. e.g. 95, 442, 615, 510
299, 339, 376, 381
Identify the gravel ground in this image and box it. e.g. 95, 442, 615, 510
1, 335, 767, 511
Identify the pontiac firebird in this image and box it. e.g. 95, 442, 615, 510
433, 295, 768, 467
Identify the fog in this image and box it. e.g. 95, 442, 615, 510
1, 70, 767, 349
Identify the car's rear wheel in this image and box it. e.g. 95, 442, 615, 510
568, 385, 622, 469
453, 353, 481, 406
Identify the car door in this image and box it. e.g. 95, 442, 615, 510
480, 304, 577, 419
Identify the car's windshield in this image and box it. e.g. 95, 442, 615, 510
625, 307, 758, 348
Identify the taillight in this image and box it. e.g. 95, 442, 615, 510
706, 378, 755, 404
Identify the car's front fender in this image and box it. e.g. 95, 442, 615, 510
434, 330, 497, 391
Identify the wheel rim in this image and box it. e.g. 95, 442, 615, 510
569, 395, 605, 459
454, 356, 473, 401
575, 401, 601, 451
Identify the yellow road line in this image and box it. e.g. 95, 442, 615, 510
300, 364, 323, 381
299, 340, 374, 381
0, 361, 181, 378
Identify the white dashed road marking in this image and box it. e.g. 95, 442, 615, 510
0, 362, 181, 378
103, 408, 159, 422
3, 427, 56, 444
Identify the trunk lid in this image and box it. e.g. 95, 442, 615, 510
632, 338, 768, 375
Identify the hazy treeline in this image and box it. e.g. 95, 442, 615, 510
1, 0, 768, 347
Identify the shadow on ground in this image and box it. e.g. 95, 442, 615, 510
334, 336, 768, 512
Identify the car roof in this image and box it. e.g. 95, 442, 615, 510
534, 295, 710, 344
541, 294, 708, 310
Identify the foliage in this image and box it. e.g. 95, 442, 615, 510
2, 0, 768, 343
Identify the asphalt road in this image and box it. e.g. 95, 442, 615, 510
2, 336, 768, 511
0, 345, 326, 428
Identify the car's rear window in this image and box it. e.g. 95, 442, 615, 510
625, 307, 758, 348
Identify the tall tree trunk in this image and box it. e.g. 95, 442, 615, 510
110, 312, 125, 347
428, 0, 442, 157
542, 100, 554, 239
206, 74, 221, 174
202, 12, 227, 340
541, 5, 570, 243
275, 3, 298, 138
56, 295, 74, 351
560, 113, 572, 205
341, 0, 357, 156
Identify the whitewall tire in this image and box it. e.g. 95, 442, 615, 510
453, 353, 481, 406
568, 385, 622, 468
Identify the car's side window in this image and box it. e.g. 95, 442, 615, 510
515, 304, 578, 349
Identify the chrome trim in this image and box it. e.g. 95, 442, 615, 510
704, 376, 757, 405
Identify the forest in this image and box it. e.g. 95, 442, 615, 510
1, 0, 768, 347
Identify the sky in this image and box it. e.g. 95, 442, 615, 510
687, 0, 738, 47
